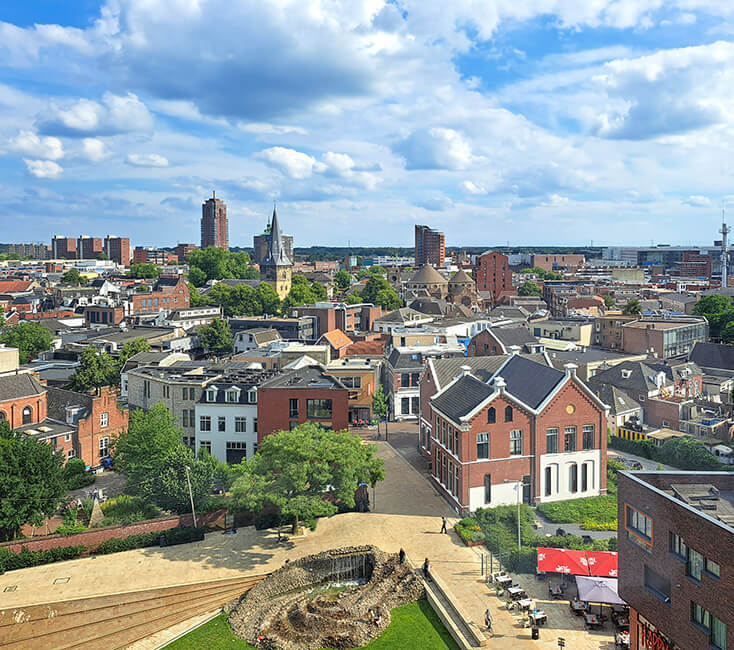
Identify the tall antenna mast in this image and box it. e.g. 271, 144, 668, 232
721, 206, 730, 288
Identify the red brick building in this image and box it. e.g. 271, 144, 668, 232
104, 236, 131, 266
530, 254, 585, 272
618, 471, 732, 650
131, 275, 189, 315
466, 327, 542, 356
415, 224, 445, 268
51, 236, 77, 259
84, 305, 125, 327
420, 354, 607, 512
473, 251, 513, 303
132, 247, 177, 265
290, 303, 382, 339
0, 374, 48, 428
257, 366, 349, 441
76, 236, 103, 259
174, 243, 198, 262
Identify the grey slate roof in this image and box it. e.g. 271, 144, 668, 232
431, 375, 493, 422
690, 342, 734, 372
260, 365, 344, 390
199, 370, 279, 403
489, 326, 539, 350
488, 306, 529, 320
495, 354, 565, 409
587, 359, 702, 394
408, 298, 447, 316
429, 354, 550, 389
153, 276, 182, 289
0, 373, 46, 402
263, 205, 292, 267
387, 348, 424, 370
46, 386, 93, 421
592, 384, 640, 415
376, 307, 425, 323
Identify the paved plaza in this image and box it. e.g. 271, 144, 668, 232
0, 436, 618, 649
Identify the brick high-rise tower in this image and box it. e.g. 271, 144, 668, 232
201, 191, 229, 249
415, 224, 445, 268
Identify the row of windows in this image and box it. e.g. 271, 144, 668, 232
546, 425, 595, 453
199, 416, 258, 433
691, 602, 727, 650
543, 462, 593, 496
400, 372, 421, 387
486, 406, 514, 423
476, 430, 523, 458
670, 532, 720, 580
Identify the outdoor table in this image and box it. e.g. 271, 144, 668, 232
530, 610, 547, 625
507, 586, 526, 599
518, 598, 533, 611
570, 599, 586, 612
549, 584, 564, 598
496, 574, 513, 586
585, 613, 602, 628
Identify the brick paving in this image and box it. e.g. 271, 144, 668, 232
0, 440, 618, 649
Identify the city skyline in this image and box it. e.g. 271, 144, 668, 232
3, 3, 734, 246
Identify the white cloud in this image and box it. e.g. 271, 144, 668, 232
24, 158, 63, 178
82, 138, 109, 162
395, 128, 476, 170
240, 123, 307, 135
9, 130, 63, 160
257, 146, 317, 179
39, 92, 153, 136
125, 153, 168, 167
682, 195, 712, 207
462, 180, 488, 195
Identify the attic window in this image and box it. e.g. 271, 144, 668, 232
226, 389, 239, 403
621, 369, 632, 379
206, 388, 217, 402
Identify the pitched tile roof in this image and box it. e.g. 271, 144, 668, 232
494, 354, 565, 409
690, 342, 734, 372
490, 326, 539, 350
260, 366, 345, 390
593, 384, 640, 415
429, 354, 550, 389
431, 374, 493, 422
320, 329, 353, 350
0, 373, 46, 402
0, 280, 34, 293
344, 339, 388, 357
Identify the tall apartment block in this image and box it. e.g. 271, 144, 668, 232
76, 236, 103, 259
7, 243, 49, 259
104, 236, 131, 266
474, 251, 513, 302
51, 236, 77, 260
201, 191, 229, 250
415, 224, 445, 268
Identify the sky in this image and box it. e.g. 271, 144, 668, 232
2, 2, 734, 248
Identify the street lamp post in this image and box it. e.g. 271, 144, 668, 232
504, 479, 521, 552
185, 465, 198, 528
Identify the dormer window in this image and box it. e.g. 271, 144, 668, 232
226, 389, 239, 403
206, 388, 218, 402
248, 389, 257, 403
621, 369, 632, 379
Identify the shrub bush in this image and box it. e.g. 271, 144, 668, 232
94, 526, 204, 555
0, 545, 85, 573
55, 524, 88, 536
99, 495, 159, 526
581, 519, 618, 531
536, 495, 617, 524
64, 458, 96, 490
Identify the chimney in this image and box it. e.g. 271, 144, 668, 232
564, 363, 578, 377
492, 375, 507, 392
460, 365, 472, 378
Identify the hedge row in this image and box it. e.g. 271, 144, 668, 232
0, 527, 205, 574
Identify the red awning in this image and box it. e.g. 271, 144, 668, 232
536, 548, 589, 575
585, 551, 618, 578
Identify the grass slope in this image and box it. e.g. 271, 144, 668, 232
167, 600, 458, 650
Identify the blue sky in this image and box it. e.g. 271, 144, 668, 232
2, 2, 734, 248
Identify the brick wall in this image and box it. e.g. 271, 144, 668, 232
77, 388, 129, 467
1, 509, 227, 554
618, 473, 734, 650
0, 392, 47, 429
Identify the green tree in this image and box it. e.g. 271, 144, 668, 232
657, 436, 724, 470
0, 321, 54, 363
188, 282, 210, 307
96, 251, 108, 261
362, 274, 402, 309
334, 269, 353, 290
187, 247, 258, 284
67, 346, 118, 392
622, 298, 642, 315
116, 338, 151, 381
141, 445, 216, 513
231, 424, 385, 532
310, 280, 328, 302
694, 294, 734, 338
344, 292, 363, 305
256, 282, 281, 315
602, 295, 616, 308
127, 263, 160, 279
207, 283, 261, 317
198, 318, 233, 355
113, 404, 184, 487
282, 274, 318, 313
371, 385, 389, 437
188, 266, 207, 287
0, 421, 67, 541
518, 281, 542, 297
61, 268, 84, 285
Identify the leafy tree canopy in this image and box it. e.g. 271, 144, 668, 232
198, 318, 233, 355
602, 295, 616, 308
127, 263, 160, 279
361, 274, 402, 310
231, 423, 385, 531
520, 267, 563, 280
518, 280, 542, 297
334, 269, 353, 290
113, 404, 184, 487
694, 294, 734, 338
657, 436, 725, 471
67, 346, 118, 392
0, 421, 67, 541
622, 298, 642, 315
187, 247, 258, 286
61, 268, 85, 286
0, 321, 54, 363
281, 274, 327, 314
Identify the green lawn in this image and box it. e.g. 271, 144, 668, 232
167, 600, 458, 650
536, 494, 618, 524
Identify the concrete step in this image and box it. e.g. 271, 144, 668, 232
0, 575, 264, 650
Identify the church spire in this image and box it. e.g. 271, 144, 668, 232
264, 200, 291, 267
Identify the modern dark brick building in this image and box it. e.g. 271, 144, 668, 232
618, 471, 733, 650
201, 191, 228, 250
104, 235, 131, 266
415, 224, 445, 268
473, 251, 513, 303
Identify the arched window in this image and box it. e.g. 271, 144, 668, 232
0, 411, 6, 421
568, 463, 578, 493
504, 405, 513, 422
22, 406, 32, 425
487, 407, 496, 424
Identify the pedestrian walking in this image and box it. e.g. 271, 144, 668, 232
422, 557, 432, 581
440, 516, 447, 534
399, 548, 406, 564
484, 608, 492, 632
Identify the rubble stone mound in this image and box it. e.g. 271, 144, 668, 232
226, 546, 425, 649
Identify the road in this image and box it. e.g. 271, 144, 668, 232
608, 449, 676, 471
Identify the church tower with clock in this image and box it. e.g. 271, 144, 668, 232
260, 201, 292, 299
